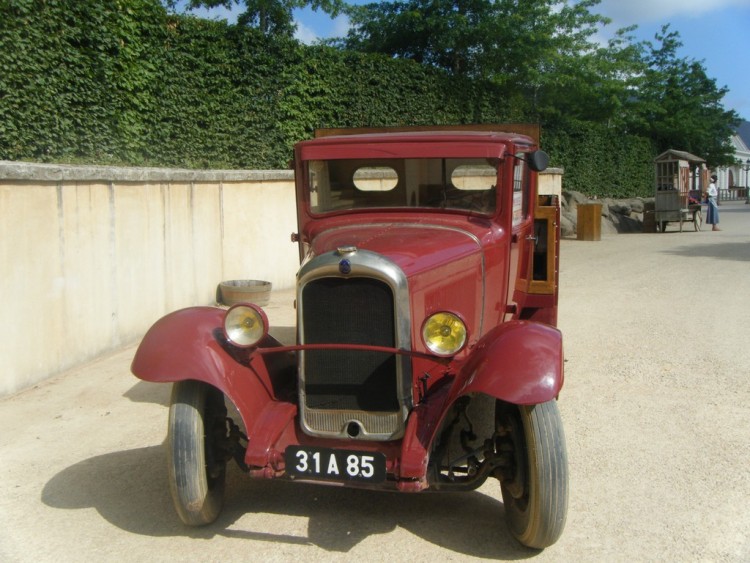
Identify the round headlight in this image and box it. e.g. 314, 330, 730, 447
223, 304, 268, 348
421, 312, 467, 357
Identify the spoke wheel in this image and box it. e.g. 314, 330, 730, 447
167, 380, 228, 526
496, 400, 568, 549
694, 208, 702, 231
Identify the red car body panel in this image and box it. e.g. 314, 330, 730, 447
131, 127, 563, 490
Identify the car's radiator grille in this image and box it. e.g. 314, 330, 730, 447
301, 277, 399, 418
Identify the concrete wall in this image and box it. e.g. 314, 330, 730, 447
0, 162, 299, 396
0, 162, 562, 396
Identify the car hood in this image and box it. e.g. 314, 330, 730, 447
310, 223, 482, 277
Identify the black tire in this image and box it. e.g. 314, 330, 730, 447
167, 380, 228, 526
497, 400, 568, 549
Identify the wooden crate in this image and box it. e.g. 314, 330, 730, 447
577, 203, 602, 241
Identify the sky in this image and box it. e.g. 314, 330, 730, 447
185, 0, 750, 121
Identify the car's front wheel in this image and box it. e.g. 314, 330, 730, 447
496, 400, 568, 549
167, 380, 228, 526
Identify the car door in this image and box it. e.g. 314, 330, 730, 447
505, 152, 535, 319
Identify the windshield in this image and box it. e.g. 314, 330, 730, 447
308, 158, 499, 215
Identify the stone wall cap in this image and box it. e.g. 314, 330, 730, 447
0, 161, 294, 183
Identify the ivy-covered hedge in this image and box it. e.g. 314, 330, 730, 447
543, 121, 655, 198
0, 0, 167, 163
0, 0, 654, 197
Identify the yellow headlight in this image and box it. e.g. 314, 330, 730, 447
223, 304, 268, 348
422, 312, 467, 357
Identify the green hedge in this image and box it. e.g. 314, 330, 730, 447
0, 0, 654, 196
543, 121, 655, 198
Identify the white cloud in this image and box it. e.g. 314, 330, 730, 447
594, 0, 750, 25
294, 14, 351, 44
330, 14, 352, 38
294, 22, 319, 45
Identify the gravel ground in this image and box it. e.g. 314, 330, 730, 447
1, 202, 748, 562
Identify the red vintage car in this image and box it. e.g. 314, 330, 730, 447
131, 125, 568, 549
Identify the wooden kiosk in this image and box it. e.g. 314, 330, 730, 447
654, 149, 707, 232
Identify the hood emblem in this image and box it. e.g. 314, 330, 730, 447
336, 247, 356, 274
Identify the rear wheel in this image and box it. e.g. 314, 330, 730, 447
496, 400, 568, 549
167, 380, 228, 526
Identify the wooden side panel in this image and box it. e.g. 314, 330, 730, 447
529, 197, 559, 295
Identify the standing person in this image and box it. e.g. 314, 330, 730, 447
706, 174, 720, 231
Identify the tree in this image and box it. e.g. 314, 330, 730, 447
166, 0, 344, 35
341, 0, 493, 75
340, 0, 636, 122
627, 25, 739, 167
341, 1, 739, 164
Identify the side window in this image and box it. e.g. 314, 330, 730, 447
512, 154, 529, 228
308, 160, 328, 211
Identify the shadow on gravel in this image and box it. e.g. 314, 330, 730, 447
123, 380, 171, 407
661, 242, 750, 262
42, 445, 535, 559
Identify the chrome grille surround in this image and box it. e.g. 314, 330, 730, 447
297, 249, 412, 441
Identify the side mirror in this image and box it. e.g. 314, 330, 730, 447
527, 150, 549, 172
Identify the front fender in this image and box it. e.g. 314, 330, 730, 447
399, 322, 562, 482
132, 307, 229, 385
131, 307, 291, 435
458, 320, 564, 405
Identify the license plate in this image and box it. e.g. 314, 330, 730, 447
285, 446, 386, 483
